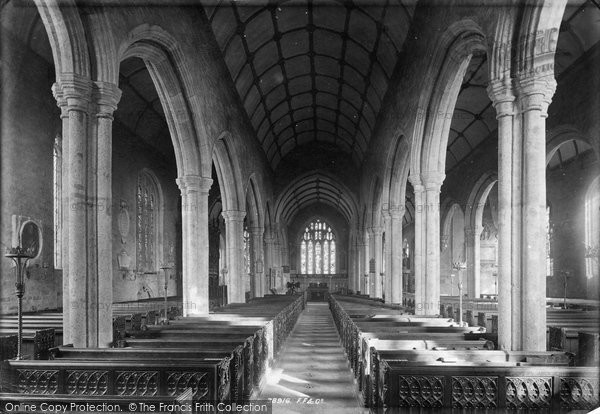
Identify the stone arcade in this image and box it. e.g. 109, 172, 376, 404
0, 0, 599, 412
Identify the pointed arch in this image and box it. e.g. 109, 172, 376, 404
33, 0, 90, 79
117, 25, 209, 178
410, 20, 487, 178
212, 132, 245, 213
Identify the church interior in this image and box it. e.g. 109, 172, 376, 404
1, 0, 599, 411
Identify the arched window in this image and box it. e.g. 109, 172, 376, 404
53, 136, 62, 269
136, 170, 160, 273
585, 176, 599, 280
300, 219, 336, 274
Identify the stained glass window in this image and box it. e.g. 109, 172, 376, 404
300, 219, 336, 274
307, 240, 314, 274
301, 241, 307, 274
137, 171, 159, 273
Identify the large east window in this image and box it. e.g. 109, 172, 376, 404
300, 219, 336, 274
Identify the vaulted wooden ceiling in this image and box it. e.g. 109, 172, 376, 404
204, 0, 414, 169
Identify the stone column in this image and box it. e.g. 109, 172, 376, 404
91, 81, 121, 347
53, 87, 72, 345
366, 228, 374, 297
487, 79, 516, 350
465, 226, 482, 298
62, 79, 91, 347
382, 210, 392, 302
424, 173, 444, 315
518, 75, 556, 351
390, 206, 404, 304
410, 176, 426, 314
222, 210, 246, 303
264, 233, 275, 293
176, 175, 213, 316
249, 227, 264, 298
348, 235, 358, 292
53, 77, 121, 347
358, 231, 369, 295
372, 226, 383, 299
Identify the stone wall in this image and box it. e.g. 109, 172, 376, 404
0, 9, 61, 313
111, 123, 180, 303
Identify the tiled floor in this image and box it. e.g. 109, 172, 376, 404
258, 302, 368, 414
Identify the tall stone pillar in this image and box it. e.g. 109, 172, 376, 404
373, 227, 383, 299
53, 88, 72, 345
358, 232, 369, 295
410, 176, 426, 314
53, 76, 121, 348
366, 228, 375, 297
411, 173, 443, 315
264, 233, 275, 293
465, 226, 481, 298
382, 210, 392, 302
423, 173, 444, 315
518, 75, 556, 351
348, 234, 358, 292
488, 73, 556, 351
177, 175, 213, 316
487, 79, 516, 350
390, 206, 404, 304
249, 227, 264, 298
92, 82, 121, 347
222, 210, 246, 303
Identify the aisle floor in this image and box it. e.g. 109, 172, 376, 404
258, 302, 368, 414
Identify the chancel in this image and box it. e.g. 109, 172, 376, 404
0, 0, 599, 412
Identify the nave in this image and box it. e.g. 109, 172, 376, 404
0, 293, 598, 412
1, 0, 600, 412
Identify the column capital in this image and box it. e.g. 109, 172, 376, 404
408, 174, 423, 191
486, 77, 516, 118
221, 210, 246, 222
368, 226, 383, 236
389, 205, 405, 220
93, 81, 122, 118
53, 74, 92, 112
515, 74, 556, 116
176, 175, 213, 194
421, 171, 445, 190
248, 226, 264, 236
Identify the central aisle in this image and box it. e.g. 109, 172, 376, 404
258, 302, 367, 414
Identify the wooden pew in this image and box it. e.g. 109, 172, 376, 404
49, 344, 248, 403
0, 358, 233, 403
0, 328, 55, 360
373, 363, 598, 410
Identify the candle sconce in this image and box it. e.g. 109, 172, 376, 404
5, 246, 34, 359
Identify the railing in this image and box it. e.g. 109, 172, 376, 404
289, 274, 348, 292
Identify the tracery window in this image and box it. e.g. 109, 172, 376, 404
300, 219, 336, 274
53, 136, 62, 269
137, 171, 159, 273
